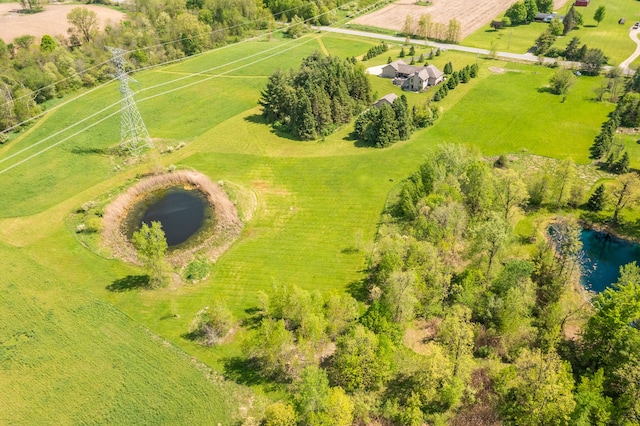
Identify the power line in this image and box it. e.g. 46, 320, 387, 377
0, 0, 390, 175
0, 1, 343, 112
108, 47, 153, 156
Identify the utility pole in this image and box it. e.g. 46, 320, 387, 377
108, 47, 153, 156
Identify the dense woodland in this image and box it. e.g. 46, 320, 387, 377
0, 0, 386, 135
190, 143, 640, 426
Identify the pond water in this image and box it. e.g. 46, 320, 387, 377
125, 187, 210, 247
580, 229, 640, 292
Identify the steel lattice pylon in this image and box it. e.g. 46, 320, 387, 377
108, 47, 153, 156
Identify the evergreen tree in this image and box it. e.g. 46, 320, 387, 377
443, 61, 453, 74
610, 151, 630, 175
587, 184, 606, 211
469, 63, 479, 78
375, 104, 400, 148
563, 5, 581, 35
564, 37, 583, 61
293, 90, 317, 140
392, 95, 413, 140
459, 66, 470, 83
399, 47, 405, 58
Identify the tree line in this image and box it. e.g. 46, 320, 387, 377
589, 75, 640, 176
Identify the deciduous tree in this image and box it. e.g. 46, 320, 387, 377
495, 348, 576, 425
492, 168, 529, 219
264, 401, 297, 426
593, 5, 605, 26
131, 221, 168, 288
471, 211, 510, 275
610, 173, 640, 224
67, 7, 99, 44
550, 68, 576, 95
329, 324, 393, 392
505, 1, 527, 25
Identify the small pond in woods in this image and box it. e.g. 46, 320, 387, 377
124, 187, 213, 248
580, 229, 640, 293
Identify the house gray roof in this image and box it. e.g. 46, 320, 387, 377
387, 60, 443, 80
425, 65, 443, 79
373, 93, 398, 107
386, 59, 407, 70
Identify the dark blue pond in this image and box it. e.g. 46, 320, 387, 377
580, 229, 640, 292
126, 187, 210, 247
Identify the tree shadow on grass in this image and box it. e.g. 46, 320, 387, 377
70, 146, 109, 155
241, 307, 264, 329
537, 86, 556, 95
243, 113, 300, 142
346, 278, 369, 302
223, 356, 268, 386
106, 275, 150, 292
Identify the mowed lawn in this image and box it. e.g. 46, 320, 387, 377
0, 31, 616, 416
462, 0, 639, 66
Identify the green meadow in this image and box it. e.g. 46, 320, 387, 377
0, 30, 617, 422
462, 0, 639, 66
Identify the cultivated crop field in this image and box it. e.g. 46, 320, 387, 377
350, 0, 571, 39
0, 3, 124, 42
0, 30, 617, 422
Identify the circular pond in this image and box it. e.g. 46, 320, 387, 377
124, 187, 213, 247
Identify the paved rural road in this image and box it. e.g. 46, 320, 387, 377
620, 28, 640, 73
317, 26, 558, 65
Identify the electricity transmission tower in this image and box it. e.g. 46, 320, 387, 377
108, 47, 153, 156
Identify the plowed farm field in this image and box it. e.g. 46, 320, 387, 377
351, 0, 571, 39
0, 3, 124, 43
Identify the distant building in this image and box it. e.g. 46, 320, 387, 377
535, 12, 564, 22
372, 93, 398, 108
380, 60, 444, 91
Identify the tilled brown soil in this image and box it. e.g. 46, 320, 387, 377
351, 0, 571, 39
0, 3, 124, 43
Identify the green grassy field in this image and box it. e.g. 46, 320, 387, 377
0, 31, 619, 420
0, 238, 254, 424
462, 0, 639, 66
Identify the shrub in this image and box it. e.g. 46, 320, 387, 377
188, 302, 235, 346
184, 258, 210, 282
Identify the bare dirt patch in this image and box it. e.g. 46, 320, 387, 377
351, 0, 571, 39
0, 3, 125, 43
102, 170, 243, 266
